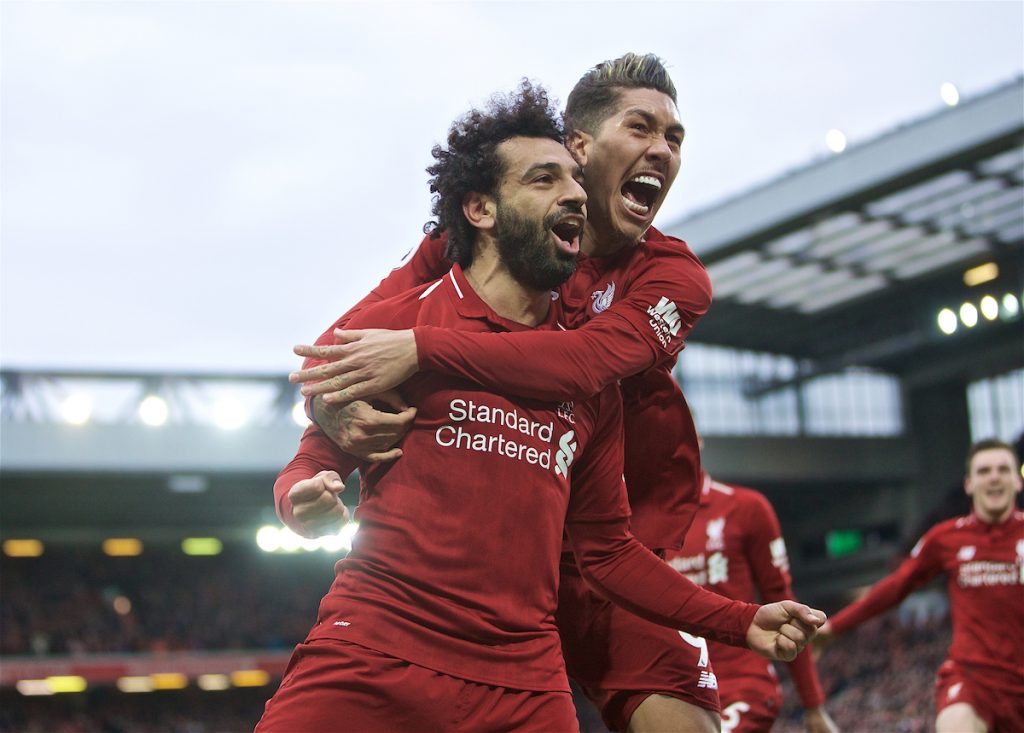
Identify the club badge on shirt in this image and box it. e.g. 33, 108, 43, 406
591, 282, 616, 314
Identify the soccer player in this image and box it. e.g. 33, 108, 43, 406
258, 81, 824, 733
665, 443, 838, 733
817, 439, 1024, 733
291, 53, 731, 732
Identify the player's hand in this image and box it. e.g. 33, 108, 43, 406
288, 470, 350, 538
309, 391, 415, 462
804, 706, 839, 733
291, 329, 418, 404
746, 600, 826, 662
811, 620, 835, 661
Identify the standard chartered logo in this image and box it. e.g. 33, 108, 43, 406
435, 398, 575, 479
554, 431, 577, 478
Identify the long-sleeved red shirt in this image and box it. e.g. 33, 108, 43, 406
280, 265, 756, 692
666, 475, 826, 709
829, 510, 1024, 680
306, 227, 712, 551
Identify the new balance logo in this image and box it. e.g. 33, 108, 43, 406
697, 670, 718, 689
647, 296, 682, 349
554, 430, 577, 479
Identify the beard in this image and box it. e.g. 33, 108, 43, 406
494, 202, 578, 292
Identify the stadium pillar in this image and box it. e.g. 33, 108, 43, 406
902, 378, 971, 528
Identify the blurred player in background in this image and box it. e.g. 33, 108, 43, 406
260, 80, 824, 733
816, 439, 1024, 733
290, 52, 734, 733
666, 434, 838, 733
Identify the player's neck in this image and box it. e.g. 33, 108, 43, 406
974, 503, 1014, 525
581, 220, 640, 259
463, 256, 549, 327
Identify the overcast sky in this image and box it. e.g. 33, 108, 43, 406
2, 1, 1022, 374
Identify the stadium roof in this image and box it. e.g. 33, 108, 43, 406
664, 78, 1024, 389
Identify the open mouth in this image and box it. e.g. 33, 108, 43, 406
621, 174, 662, 216
550, 216, 583, 255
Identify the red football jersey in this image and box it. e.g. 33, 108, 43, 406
281, 265, 756, 692
307, 228, 711, 552
665, 475, 826, 709
830, 510, 1024, 679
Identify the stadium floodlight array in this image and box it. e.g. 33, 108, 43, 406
256, 522, 359, 554
15, 669, 274, 696
936, 290, 1021, 335
0, 370, 311, 429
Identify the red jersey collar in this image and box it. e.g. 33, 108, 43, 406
968, 508, 1024, 531
699, 472, 713, 506
444, 264, 565, 333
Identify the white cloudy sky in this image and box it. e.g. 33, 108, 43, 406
2, 1, 1021, 374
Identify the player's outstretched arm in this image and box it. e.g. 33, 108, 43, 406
803, 706, 840, 733
291, 239, 711, 404
746, 601, 826, 662
294, 331, 419, 405
292, 313, 655, 405
567, 518, 825, 660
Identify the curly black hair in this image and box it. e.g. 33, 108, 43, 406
424, 79, 564, 266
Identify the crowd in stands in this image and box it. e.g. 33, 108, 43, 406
775, 612, 951, 733
2, 546, 332, 656
0, 687, 270, 733
3, 546, 955, 731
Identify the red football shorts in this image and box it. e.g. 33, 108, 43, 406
557, 559, 721, 731
255, 638, 579, 732
935, 659, 1024, 732
716, 671, 781, 733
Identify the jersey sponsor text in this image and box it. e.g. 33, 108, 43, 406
647, 296, 682, 349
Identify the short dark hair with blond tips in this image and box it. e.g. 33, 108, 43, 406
965, 438, 1020, 474
564, 52, 677, 136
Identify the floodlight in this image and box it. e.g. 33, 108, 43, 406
61, 394, 92, 425
117, 677, 155, 693
825, 129, 847, 153
213, 397, 248, 430
256, 525, 281, 553
1002, 293, 1020, 318
292, 400, 310, 427
3, 539, 44, 557
980, 295, 999, 321
940, 82, 960, 107
959, 302, 978, 328
198, 674, 231, 691
231, 670, 270, 687
936, 308, 957, 335
139, 395, 169, 427
963, 262, 997, 287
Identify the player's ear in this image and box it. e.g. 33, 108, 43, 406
463, 191, 496, 232
566, 130, 592, 168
